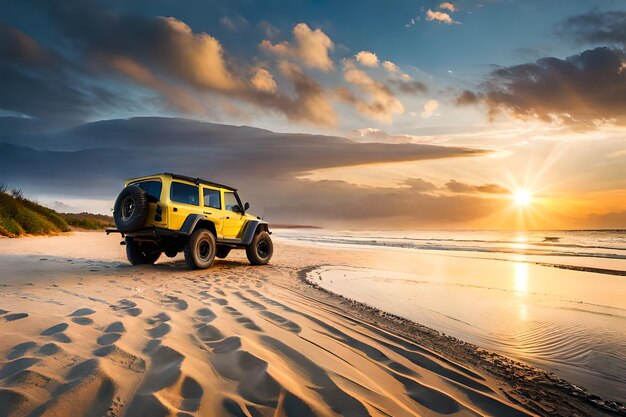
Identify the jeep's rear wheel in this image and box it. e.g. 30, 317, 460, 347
246, 231, 273, 265
126, 240, 161, 265
215, 245, 231, 259
184, 229, 216, 269
114, 185, 150, 232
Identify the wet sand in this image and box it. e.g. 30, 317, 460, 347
304, 259, 626, 402
0, 231, 623, 416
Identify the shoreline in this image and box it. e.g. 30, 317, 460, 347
297, 265, 625, 416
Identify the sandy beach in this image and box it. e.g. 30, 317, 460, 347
0, 231, 623, 417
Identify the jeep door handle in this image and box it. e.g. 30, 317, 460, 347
226, 216, 230, 219
173, 207, 178, 212
203, 211, 212, 215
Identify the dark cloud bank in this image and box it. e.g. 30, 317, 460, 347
458, 10, 626, 130
0, 117, 505, 227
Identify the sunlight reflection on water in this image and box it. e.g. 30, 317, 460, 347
514, 262, 529, 295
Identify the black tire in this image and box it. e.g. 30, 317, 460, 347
246, 231, 273, 265
113, 185, 150, 232
215, 245, 231, 259
126, 240, 161, 265
184, 229, 216, 269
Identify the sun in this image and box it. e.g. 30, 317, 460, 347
513, 190, 532, 207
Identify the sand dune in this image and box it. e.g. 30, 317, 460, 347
0, 232, 620, 417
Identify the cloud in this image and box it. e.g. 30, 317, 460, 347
11, 3, 242, 95
339, 62, 404, 123
388, 79, 427, 95
0, 23, 49, 65
351, 128, 414, 143
105, 55, 206, 114
446, 180, 509, 194
456, 90, 480, 105
49, 6, 241, 92
583, 210, 626, 229
0, 117, 495, 226
258, 21, 280, 39
405, 18, 417, 28
383, 60, 400, 73
0, 23, 131, 122
381, 61, 419, 90
426, 10, 456, 25
250, 67, 277, 93
558, 10, 626, 48
149, 17, 241, 91
219, 15, 249, 32
355, 51, 379, 67
457, 47, 626, 129
274, 61, 336, 126
439, 2, 457, 12
421, 99, 439, 118
266, 178, 504, 227
260, 23, 334, 71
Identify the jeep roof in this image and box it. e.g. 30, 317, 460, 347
126, 172, 237, 192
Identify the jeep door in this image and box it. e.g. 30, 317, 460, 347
168, 181, 203, 230
221, 190, 246, 238
201, 185, 224, 237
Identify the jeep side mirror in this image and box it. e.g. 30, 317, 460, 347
244, 202, 250, 211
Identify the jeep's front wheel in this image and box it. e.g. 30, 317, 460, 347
126, 240, 161, 265
246, 231, 273, 265
184, 229, 216, 269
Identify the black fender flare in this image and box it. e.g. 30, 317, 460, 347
180, 215, 268, 244
179, 214, 207, 235
241, 220, 269, 245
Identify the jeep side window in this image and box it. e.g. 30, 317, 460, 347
132, 180, 162, 203
203, 188, 221, 209
223, 191, 238, 211
170, 182, 199, 206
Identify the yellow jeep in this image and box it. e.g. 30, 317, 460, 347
107, 173, 273, 269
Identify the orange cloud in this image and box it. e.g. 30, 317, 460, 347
426, 9, 455, 24
421, 99, 439, 118
260, 23, 334, 71
446, 180, 510, 194
383, 60, 400, 73
160, 17, 240, 91
277, 61, 337, 126
339, 62, 404, 123
355, 51, 379, 67
250, 67, 277, 93
439, 2, 456, 12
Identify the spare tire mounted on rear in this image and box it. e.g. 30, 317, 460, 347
113, 185, 150, 232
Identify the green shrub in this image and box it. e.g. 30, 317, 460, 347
0, 185, 70, 236
60, 212, 114, 230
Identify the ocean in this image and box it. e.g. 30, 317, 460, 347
278, 229, 626, 403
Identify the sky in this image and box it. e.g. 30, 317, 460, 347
0, 0, 625, 229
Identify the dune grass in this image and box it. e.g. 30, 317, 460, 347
60, 212, 114, 230
0, 185, 71, 237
